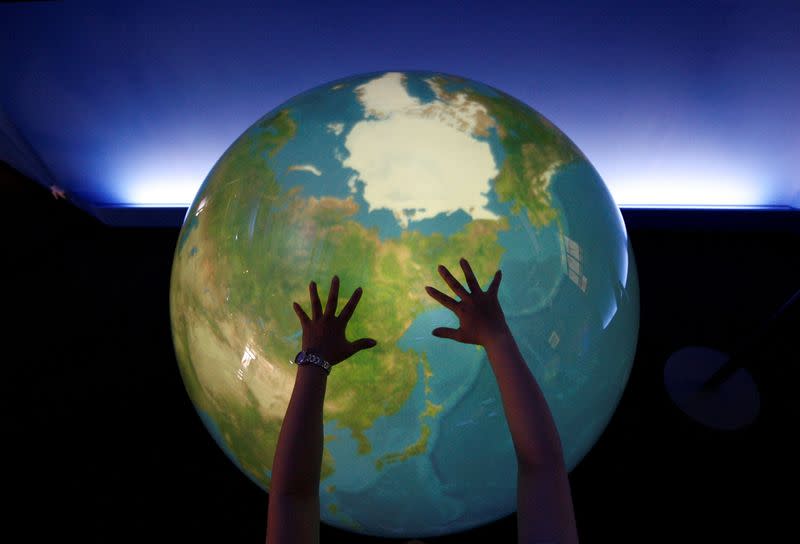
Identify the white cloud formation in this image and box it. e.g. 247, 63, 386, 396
327, 122, 344, 136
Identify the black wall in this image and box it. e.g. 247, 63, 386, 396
4, 162, 798, 543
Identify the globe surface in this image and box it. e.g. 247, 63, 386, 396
170, 71, 639, 537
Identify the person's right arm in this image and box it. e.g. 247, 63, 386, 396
426, 258, 579, 544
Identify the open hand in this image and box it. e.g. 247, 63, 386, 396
425, 258, 509, 347
293, 276, 377, 366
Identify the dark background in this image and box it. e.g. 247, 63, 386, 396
4, 161, 798, 543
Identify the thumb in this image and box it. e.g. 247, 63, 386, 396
432, 327, 463, 342
351, 338, 378, 353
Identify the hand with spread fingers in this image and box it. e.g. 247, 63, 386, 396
425, 258, 510, 347
293, 276, 377, 366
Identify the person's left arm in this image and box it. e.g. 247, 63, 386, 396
266, 276, 376, 544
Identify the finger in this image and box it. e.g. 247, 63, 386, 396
324, 275, 340, 317
425, 285, 459, 311
338, 287, 363, 323
309, 281, 322, 320
438, 264, 469, 300
351, 338, 378, 353
488, 269, 502, 296
293, 302, 310, 325
432, 327, 464, 342
459, 257, 481, 293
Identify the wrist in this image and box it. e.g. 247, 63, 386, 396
296, 348, 333, 375
481, 323, 515, 353
296, 362, 329, 380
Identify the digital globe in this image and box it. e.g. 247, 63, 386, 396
169, 71, 639, 538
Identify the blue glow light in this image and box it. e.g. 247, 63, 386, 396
0, 0, 797, 220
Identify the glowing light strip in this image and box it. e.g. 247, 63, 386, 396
101, 146, 796, 211
92, 202, 795, 211
619, 204, 795, 210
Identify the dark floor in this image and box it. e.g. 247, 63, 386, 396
3, 161, 798, 543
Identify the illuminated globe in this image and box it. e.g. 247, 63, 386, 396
170, 71, 639, 538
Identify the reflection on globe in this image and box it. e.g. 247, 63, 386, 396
169, 71, 639, 538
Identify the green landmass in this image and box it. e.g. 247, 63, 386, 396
433, 76, 582, 228
421, 399, 444, 419
375, 425, 432, 471
375, 354, 443, 470
214, 389, 282, 489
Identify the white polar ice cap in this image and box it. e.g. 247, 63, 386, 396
343, 72, 500, 228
